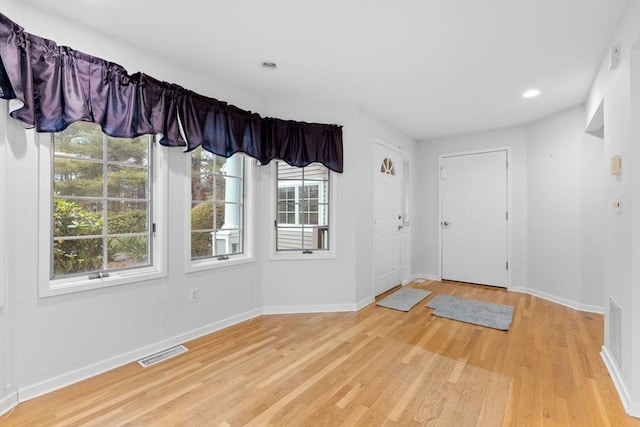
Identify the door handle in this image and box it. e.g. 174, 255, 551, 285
442, 221, 452, 227
398, 225, 404, 230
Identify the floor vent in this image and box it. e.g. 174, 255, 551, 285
609, 297, 622, 369
138, 345, 188, 368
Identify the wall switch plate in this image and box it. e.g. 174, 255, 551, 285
611, 154, 622, 176
614, 195, 622, 215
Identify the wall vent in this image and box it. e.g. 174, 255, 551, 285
609, 297, 622, 369
138, 345, 188, 368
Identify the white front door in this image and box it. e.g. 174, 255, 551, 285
440, 150, 508, 287
374, 143, 404, 295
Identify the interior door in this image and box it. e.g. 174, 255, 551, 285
440, 150, 508, 287
374, 143, 403, 295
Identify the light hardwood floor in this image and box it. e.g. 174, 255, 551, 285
2, 280, 638, 426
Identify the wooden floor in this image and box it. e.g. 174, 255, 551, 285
2, 280, 639, 426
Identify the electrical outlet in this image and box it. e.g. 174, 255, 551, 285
190, 288, 199, 303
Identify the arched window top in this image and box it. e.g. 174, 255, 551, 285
380, 158, 395, 175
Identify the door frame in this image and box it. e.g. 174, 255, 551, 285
372, 139, 411, 296
437, 147, 512, 288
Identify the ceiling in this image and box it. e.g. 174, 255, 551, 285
8, 0, 628, 141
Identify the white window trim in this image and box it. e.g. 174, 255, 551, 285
0, 101, 7, 307
38, 132, 168, 298
184, 153, 255, 273
270, 162, 337, 261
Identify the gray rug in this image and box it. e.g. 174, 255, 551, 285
377, 287, 432, 312
426, 294, 513, 330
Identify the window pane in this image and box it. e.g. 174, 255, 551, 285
300, 203, 319, 225
212, 229, 243, 256
191, 174, 214, 202
52, 121, 153, 279
277, 161, 303, 180
54, 121, 104, 160
222, 176, 243, 203
190, 151, 245, 261
191, 231, 213, 258
191, 202, 214, 232
107, 165, 149, 199
53, 198, 103, 237
107, 134, 149, 165
275, 162, 330, 252
53, 158, 104, 197
192, 150, 216, 174
277, 202, 296, 225
53, 237, 103, 277
107, 201, 148, 234
311, 226, 330, 250
301, 164, 329, 181
219, 202, 242, 230
276, 227, 304, 251
213, 175, 227, 202
108, 235, 148, 269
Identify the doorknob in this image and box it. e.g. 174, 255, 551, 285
398, 225, 404, 230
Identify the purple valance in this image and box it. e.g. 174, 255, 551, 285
0, 13, 343, 173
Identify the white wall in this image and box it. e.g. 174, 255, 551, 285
414, 126, 529, 289
0, 4, 418, 411
347, 107, 417, 305
256, 101, 417, 312
527, 106, 604, 311
586, 0, 640, 415
415, 105, 604, 313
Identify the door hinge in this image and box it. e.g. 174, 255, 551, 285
506, 211, 509, 220
506, 261, 509, 270
152, 223, 156, 234
506, 160, 509, 169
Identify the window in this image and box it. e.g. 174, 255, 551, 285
39, 121, 166, 296
275, 161, 330, 252
190, 150, 245, 262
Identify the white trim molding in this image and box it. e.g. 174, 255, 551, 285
262, 303, 358, 315
601, 346, 640, 418
526, 287, 604, 314
0, 392, 18, 419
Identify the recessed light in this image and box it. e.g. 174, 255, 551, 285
523, 89, 540, 98
261, 60, 277, 69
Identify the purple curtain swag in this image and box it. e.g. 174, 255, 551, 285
0, 13, 343, 173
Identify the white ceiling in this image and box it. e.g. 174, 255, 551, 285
10, 0, 628, 141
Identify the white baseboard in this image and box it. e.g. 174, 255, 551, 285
601, 346, 640, 418
412, 273, 439, 282
0, 391, 18, 418
262, 303, 358, 315
17, 308, 262, 403
526, 287, 604, 314
356, 296, 374, 310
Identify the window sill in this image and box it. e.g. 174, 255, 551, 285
40, 267, 166, 298
186, 255, 254, 273
270, 250, 336, 261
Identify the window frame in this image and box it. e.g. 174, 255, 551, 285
38, 128, 168, 298
185, 152, 254, 273
0, 101, 6, 307
270, 161, 337, 261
